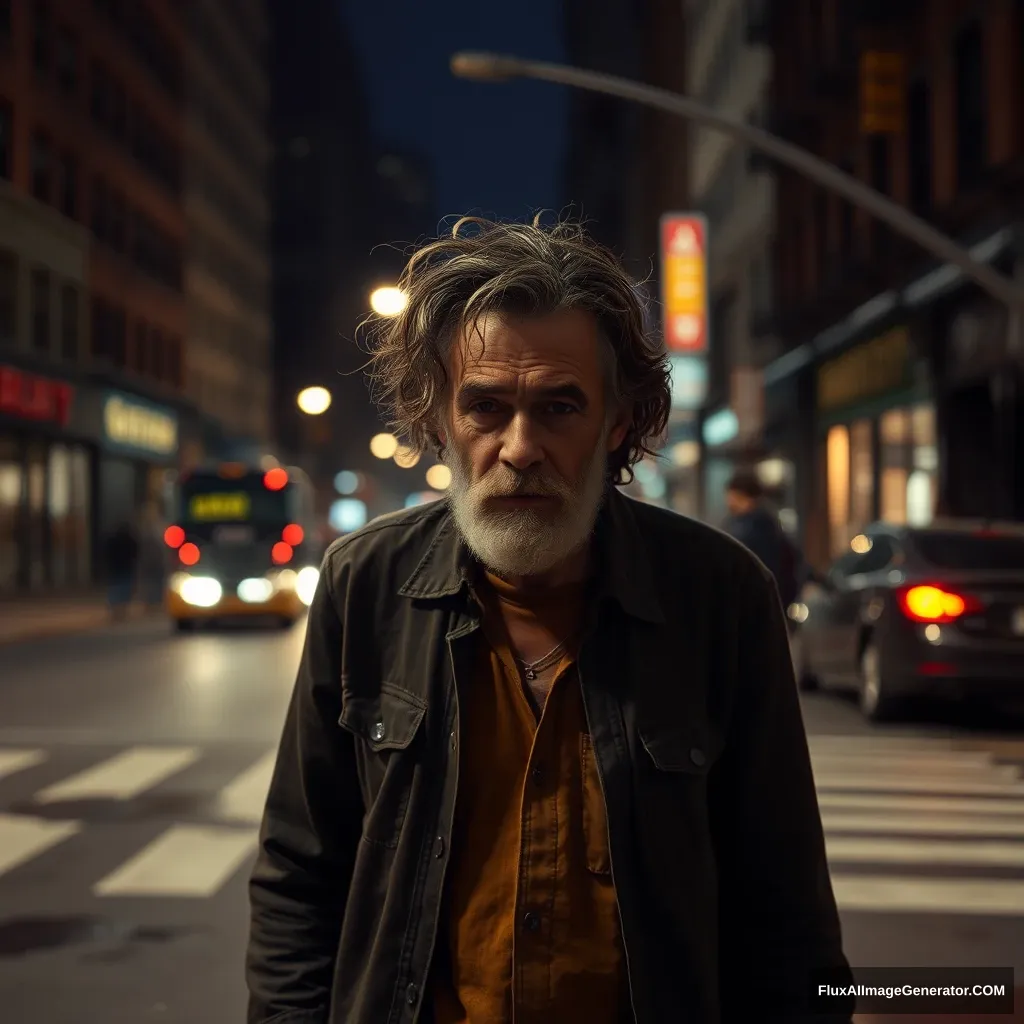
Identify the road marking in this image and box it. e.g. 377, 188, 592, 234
0, 748, 47, 781
814, 774, 1024, 796
0, 814, 81, 877
35, 747, 201, 803
818, 791, 1024, 816
822, 810, 1024, 838
831, 874, 1024, 915
827, 836, 1024, 868
93, 824, 258, 897
214, 751, 276, 823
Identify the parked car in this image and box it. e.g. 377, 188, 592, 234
788, 520, 1024, 721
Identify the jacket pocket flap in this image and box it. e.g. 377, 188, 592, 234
639, 728, 722, 774
339, 683, 426, 752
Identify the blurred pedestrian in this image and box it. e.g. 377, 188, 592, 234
722, 469, 804, 609
104, 521, 139, 619
137, 504, 167, 610
246, 217, 854, 1023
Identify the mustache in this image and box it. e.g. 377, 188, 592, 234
473, 468, 571, 500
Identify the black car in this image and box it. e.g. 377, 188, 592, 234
788, 520, 1024, 721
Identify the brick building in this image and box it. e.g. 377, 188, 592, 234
760, 0, 1024, 568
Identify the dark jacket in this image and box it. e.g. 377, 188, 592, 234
246, 490, 854, 1024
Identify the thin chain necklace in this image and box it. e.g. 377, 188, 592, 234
520, 633, 574, 680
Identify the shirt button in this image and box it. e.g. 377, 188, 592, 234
406, 982, 418, 1005
370, 720, 385, 742
523, 911, 540, 932
434, 835, 445, 859
690, 747, 706, 767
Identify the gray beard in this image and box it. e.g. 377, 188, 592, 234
444, 438, 609, 578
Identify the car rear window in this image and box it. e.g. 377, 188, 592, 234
913, 531, 1024, 571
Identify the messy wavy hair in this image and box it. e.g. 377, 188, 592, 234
362, 215, 672, 485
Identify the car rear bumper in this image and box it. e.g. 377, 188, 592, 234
166, 589, 304, 620
893, 653, 1024, 699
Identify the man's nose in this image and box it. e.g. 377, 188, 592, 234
499, 412, 544, 471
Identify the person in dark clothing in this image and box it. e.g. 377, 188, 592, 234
105, 521, 139, 618
722, 470, 801, 608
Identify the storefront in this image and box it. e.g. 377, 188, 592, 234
816, 325, 937, 560
0, 360, 180, 595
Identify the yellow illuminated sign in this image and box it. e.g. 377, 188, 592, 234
103, 395, 178, 456
661, 216, 708, 352
817, 327, 911, 412
860, 51, 905, 135
188, 492, 252, 521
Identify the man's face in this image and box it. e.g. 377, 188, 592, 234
440, 310, 629, 578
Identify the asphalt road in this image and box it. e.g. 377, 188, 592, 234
0, 617, 1023, 1022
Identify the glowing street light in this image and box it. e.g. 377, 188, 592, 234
370, 432, 399, 459
297, 386, 332, 416
425, 464, 451, 490
370, 286, 409, 317
394, 445, 420, 469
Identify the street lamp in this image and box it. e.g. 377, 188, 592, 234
297, 386, 332, 416
370, 286, 409, 317
449, 52, 1024, 315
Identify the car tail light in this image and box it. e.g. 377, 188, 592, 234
897, 584, 983, 623
272, 541, 293, 565
164, 525, 185, 548
282, 523, 304, 546
179, 542, 200, 567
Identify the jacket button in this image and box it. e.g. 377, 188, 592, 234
690, 747, 706, 767
434, 835, 445, 859
449, 729, 456, 751
406, 982, 418, 1006
370, 720, 385, 742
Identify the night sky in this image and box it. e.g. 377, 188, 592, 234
340, 0, 569, 227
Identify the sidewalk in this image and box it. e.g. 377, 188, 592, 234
0, 594, 160, 646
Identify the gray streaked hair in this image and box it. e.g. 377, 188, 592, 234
361, 215, 672, 484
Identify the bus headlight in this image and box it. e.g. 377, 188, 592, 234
272, 568, 298, 591
296, 567, 320, 606
238, 578, 274, 603
179, 576, 223, 608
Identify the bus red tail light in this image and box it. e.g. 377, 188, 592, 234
272, 541, 293, 565
164, 525, 185, 548
282, 523, 304, 546
178, 542, 200, 567
264, 468, 288, 491
897, 584, 982, 623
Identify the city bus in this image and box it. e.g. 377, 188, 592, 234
163, 462, 322, 631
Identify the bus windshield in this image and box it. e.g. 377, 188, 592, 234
178, 474, 292, 528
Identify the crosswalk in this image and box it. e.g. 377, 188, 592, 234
0, 743, 276, 899
2, 734, 1024, 911
811, 734, 1024, 915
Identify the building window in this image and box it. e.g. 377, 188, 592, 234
91, 177, 109, 242
954, 20, 987, 192
868, 135, 891, 195
91, 296, 126, 365
61, 283, 79, 359
31, 133, 51, 203
55, 27, 78, 94
58, 152, 77, 218
31, 268, 51, 353
907, 79, 932, 214
108, 190, 126, 252
32, 0, 50, 76
0, 249, 15, 345
0, 100, 10, 180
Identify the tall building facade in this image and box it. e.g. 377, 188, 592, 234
184, 0, 273, 457
686, 0, 776, 524
0, 0, 193, 594
762, 0, 1024, 568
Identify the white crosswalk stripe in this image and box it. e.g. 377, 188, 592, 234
35, 746, 201, 803
812, 735, 1024, 916
213, 750, 277, 824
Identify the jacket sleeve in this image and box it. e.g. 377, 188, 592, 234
246, 554, 362, 1023
712, 561, 855, 1022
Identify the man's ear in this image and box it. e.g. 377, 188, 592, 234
605, 404, 632, 454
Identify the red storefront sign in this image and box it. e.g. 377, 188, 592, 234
0, 364, 74, 426
660, 213, 709, 354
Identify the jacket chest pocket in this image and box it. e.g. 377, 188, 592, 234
637, 727, 723, 814
338, 682, 426, 848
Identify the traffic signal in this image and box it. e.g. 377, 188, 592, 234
859, 51, 905, 135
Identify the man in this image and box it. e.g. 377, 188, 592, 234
722, 470, 801, 610
247, 217, 853, 1023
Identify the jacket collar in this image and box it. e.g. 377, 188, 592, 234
398, 487, 665, 624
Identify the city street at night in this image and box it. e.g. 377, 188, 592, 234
0, 619, 1023, 1022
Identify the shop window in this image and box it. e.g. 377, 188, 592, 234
32, 0, 50, 76
61, 283, 79, 359
908, 403, 938, 525
55, 27, 77, 94
827, 424, 851, 558
26, 443, 47, 588
0, 100, 11, 180
879, 408, 911, 524
31, 132, 51, 203
70, 445, 91, 583
954, 20, 987, 192
907, 79, 932, 214
31, 268, 51, 352
0, 249, 15, 345
0, 438, 21, 592
850, 419, 874, 530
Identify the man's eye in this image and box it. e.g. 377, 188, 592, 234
544, 402, 578, 415
470, 400, 499, 415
